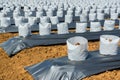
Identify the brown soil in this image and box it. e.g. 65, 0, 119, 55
0, 32, 120, 80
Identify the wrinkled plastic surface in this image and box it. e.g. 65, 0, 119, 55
25, 48, 120, 80
1, 29, 120, 56
67, 36, 88, 61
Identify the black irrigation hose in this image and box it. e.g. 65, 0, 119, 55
0, 29, 120, 56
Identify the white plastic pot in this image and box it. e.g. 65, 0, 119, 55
76, 22, 87, 33
39, 23, 51, 35
57, 23, 69, 34
90, 22, 101, 32
65, 15, 73, 23
50, 16, 59, 25
18, 23, 31, 37
1, 17, 11, 27
100, 35, 120, 55
67, 36, 88, 61
104, 20, 115, 31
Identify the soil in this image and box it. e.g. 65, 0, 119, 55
0, 32, 120, 80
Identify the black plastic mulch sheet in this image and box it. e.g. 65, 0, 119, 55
25, 48, 120, 80
0, 19, 119, 33
0, 29, 120, 56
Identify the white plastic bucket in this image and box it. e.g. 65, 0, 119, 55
39, 23, 51, 35
57, 23, 69, 34
67, 36, 88, 61
100, 35, 120, 55
76, 22, 87, 33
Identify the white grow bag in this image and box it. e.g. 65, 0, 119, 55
89, 13, 97, 21
97, 13, 104, 20
14, 17, 27, 27
80, 14, 87, 22
57, 23, 69, 34
57, 10, 63, 17
39, 23, 51, 35
18, 23, 31, 37
100, 35, 120, 55
50, 16, 59, 25
104, 20, 115, 31
76, 22, 87, 33
0, 17, 11, 27
65, 15, 73, 23
40, 16, 50, 24
90, 22, 101, 32
67, 36, 88, 61
28, 17, 38, 26
110, 13, 118, 20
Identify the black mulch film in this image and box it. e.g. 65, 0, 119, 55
0, 29, 120, 56
25, 48, 120, 80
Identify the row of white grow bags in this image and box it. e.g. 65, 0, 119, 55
1, 5, 120, 17
67, 35, 120, 61
0, 11, 120, 28
18, 20, 120, 37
